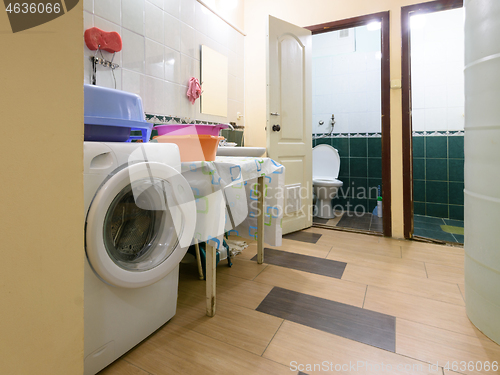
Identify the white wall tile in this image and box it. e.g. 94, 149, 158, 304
163, 47, 181, 84
180, 23, 196, 59
145, 76, 165, 114
83, 11, 93, 33
149, 0, 163, 10
84, 0, 93, 12
164, 0, 180, 17
366, 111, 381, 133
145, 1, 164, 44
164, 81, 181, 116
412, 108, 426, 132
425, 108, 447, 131
228, 50, 237, 77
145, 39, 164, 79
424, 85, 447, 108
178, 84, 195, 119
164, 12, 181, 51
447, 84, 464, 107
121, 29, 145, 73
228, 74, 237, 102
179, 0, 196, 28
447, 107, 465, 131
180, 54, 199, 86
235, 77, 244, 104
94, 0, 120, 25
122, 69, 146, 99
195, 1, 209, 36
96, 66, 122, 90
86, 0, 243, 123
412, 84, 425, 109
122, 0, 144, 35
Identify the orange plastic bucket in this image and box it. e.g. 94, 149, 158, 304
153, 134, 224, 162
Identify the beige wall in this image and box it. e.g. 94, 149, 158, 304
243, 0, 434, 238
209, 0, 245, 31
0, 5, 84, 375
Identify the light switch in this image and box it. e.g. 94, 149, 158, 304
391, 79, 402, 89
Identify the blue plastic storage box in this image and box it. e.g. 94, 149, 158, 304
84, 84, 153, 142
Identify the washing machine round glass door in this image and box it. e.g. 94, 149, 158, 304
85, 162, 196, 288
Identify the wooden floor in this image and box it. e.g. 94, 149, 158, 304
99, 227, 500, 375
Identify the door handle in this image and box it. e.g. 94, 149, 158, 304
272, 124, 281, 132
270, 112, 280, 116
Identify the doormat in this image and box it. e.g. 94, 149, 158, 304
440, 225, 464, 235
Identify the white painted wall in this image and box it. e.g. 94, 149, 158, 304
410, 7, 464, 132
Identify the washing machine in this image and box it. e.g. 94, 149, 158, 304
83, 142, 196, 375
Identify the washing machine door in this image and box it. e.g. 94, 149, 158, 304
85, 162, 196, 288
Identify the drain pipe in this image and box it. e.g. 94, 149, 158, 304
464, 0, 500, 344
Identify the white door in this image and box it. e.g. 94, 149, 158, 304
85, 162, 196, 288
267, 16, 312, 234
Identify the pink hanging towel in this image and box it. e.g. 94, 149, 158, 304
187, 77, 202, 104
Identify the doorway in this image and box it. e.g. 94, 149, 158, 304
402, 0, 464, 243
306, 12, 391, 237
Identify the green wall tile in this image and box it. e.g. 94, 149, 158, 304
426, 203, 449, 218
351, 177, 369, 197
315, 138, 331, 146
449, 182, 464, 205
426, 158, 448, 181
414, 180, 425, 202
426, 181, 448, 204
339, 157, 350, 178
449, 159, 464, 182
412, 136, 424, 158
350, 158, 368, 178
413, 158, 425, 180
425, 137, 448, 158
332, 138, 349, 157
414, 202, 425, 215
449, 205, 464, 220
368, 158, 382, 178
448, 136, 464, 159
350, 198, 369, 213
350, 138, 367, 157
368, 138, 382, 157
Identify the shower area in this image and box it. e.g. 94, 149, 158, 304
404, 4, 465, 243
311, 20, 386, 234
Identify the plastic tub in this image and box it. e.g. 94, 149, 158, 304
153, 134, 224, 162
84, 124, 131, 142
84, 84, 153, 142
153, 124, 228, 137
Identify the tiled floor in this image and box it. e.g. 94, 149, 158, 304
413, 214, 464, 244
99, 228, 499, 375
313, 212, 383, 233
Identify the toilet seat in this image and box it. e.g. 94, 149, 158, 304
313, 178, 343, 187
312, 144, 341, 179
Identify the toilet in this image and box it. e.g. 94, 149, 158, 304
312, 144, 343, 219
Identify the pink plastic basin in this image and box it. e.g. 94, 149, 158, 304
153, 124, 228, 136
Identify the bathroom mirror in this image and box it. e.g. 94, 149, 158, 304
200, 45, 228, 117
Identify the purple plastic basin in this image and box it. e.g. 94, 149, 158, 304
153, 124, 229, 136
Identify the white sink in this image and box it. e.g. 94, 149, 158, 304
216, 146, 266, 157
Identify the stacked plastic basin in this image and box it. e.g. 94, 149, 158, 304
153, 124, 228, 162
84, 84, 153, 143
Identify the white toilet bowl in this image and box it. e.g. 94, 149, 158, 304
312, 145, 343, 219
